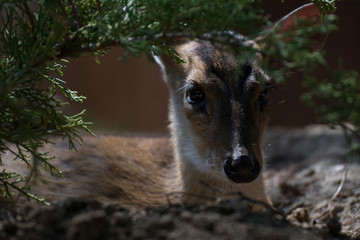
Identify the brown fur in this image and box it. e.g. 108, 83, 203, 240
2, 136, 182, 208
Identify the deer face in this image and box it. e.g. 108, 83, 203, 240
181, 41, 269, 183
157, 40, 270, 184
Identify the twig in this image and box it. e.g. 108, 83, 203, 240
328, 166, 349, 218
166, 180, 274, 211
96, 0, 103, 15
57, 30, 261, 59
0, 176, 49, 205
23, 2, 35, 28
68, 0, 80, 28
5, 145, 32, 169
198, 180, 226, 194
199, 180, 274, 209
314, 166, 349, 224
166, 191, 216, 206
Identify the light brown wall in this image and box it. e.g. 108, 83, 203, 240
62, 49, 168, 133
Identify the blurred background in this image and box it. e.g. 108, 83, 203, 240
61, 0, 360, 134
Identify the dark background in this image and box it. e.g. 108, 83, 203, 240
61, 0, 360, 133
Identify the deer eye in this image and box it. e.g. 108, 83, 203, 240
186, 83, 204, 104
259, 89, 268, 103
258, 83, 270, 109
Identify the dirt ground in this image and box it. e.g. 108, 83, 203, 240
0, 125, 359, 239
265, 126, 360, 239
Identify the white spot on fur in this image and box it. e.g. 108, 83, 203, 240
231, 131, 248, 161
153, 55, 166, 74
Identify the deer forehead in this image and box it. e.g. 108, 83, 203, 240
177, 41, 260, 100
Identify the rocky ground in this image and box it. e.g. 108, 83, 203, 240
0, 125, 359, 240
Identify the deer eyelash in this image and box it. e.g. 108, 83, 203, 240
264, 82, 278, 92
176, 84, 188, 93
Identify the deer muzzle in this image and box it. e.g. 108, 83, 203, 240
223, 154, 261, 183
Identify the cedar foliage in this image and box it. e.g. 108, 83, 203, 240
0, 0, 358, 202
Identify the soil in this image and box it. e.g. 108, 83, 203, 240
0, 125, 359, 240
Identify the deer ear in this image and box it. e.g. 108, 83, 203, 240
275, 3, 321, 34
271, 3, 327, 48
154, 39, 197, 86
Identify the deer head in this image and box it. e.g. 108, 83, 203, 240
155, 3, 323, 196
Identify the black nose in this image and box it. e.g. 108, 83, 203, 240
223, 155, 261, 183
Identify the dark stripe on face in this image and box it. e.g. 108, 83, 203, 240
194, 41, 215, 70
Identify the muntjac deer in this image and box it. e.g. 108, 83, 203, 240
1, 4, 322, 209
